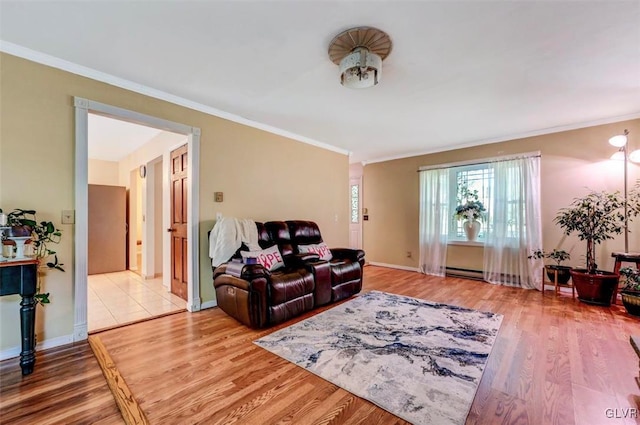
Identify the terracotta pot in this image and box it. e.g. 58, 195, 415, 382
621, 291, 640, 316
545, 265, 572, 285
569, 269, 619, 306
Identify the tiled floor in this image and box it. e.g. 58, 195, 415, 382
88, 271, 186, 332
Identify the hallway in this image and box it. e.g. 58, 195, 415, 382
88, 271, 186, 332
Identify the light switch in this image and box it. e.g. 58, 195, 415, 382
61, 210, 75, 224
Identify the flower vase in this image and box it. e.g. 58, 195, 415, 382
463, 220, 481, 241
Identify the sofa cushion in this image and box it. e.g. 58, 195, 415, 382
270, 270, 315, 305
286, 220, 323, 246
241, 245, 285, 271
298, 242, 333, 261
330, 259, 361, 284
265, 221, 295, 256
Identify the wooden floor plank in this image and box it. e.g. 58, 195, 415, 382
0, 342, 124, 425
2, 265, 640, 424
88, 335, 149, 425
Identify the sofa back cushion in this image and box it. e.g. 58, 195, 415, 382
255, 222, 273, 249
286, 220, 323, 251
264, 221, 295, 257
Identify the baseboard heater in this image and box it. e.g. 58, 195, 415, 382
445, 267, 484, 281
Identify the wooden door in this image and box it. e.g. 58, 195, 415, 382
88, 185, 127, 274
170, 145, 188, 300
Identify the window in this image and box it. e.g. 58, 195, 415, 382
449, 164, 493, 240
350, 184, 359, 223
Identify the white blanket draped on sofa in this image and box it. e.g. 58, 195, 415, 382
209, 217, 260, 267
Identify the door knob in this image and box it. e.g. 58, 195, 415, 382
167, 228, 176, 232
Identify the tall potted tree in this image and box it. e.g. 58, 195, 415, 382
554, 183, 640, 306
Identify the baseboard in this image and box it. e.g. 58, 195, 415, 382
368, 262, 421, 273
200, 300, 218, 310
74, 322, 88, 342
0, 333, 74, 361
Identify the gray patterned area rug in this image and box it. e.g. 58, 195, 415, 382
254, 290, 503, 425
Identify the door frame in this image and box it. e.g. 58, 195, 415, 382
73, 97, 201, 342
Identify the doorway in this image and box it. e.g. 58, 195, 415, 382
86, 115, 188, 332
74, 98, 201, 341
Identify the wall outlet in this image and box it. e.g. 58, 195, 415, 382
406, 251, 412, 258
216, 212, 223, 221
61, 210, 75, 224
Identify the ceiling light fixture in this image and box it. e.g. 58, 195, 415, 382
328, 26, 392, 89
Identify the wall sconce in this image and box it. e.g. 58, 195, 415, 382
608, 129, 639, 253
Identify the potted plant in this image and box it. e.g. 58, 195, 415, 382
454, 183, 486, 241
554, 183, 640, 306
528, 249, 572, 285
1, 208, 64, 305
619, 267, 640, 316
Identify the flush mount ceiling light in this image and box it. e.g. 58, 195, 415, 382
328, 26, 392, 89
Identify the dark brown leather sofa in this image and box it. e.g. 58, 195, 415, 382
212, 220, 365, 328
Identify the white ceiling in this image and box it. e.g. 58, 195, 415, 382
1, 1, 639, 164
88, 114, 163, 161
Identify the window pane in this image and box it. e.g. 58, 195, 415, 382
450, 165, 493, 239
351, 184, 359, 223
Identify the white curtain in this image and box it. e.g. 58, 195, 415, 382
483, 156, 542, 289
419, 169, 449, 276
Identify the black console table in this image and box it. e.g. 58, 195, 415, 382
0, 259, 38, 375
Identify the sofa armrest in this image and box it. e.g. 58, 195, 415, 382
330, 248, 365, 263
284, 252, 321, 268
213, 262, 270, 281
213, 270, 269, 328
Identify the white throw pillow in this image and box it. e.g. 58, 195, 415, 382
241, 245, 285, 271
298, 242, 333, 261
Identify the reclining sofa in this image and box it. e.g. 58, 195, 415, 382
212, 220, 365, 328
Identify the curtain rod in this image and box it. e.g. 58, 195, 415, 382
417, 151, 541, 172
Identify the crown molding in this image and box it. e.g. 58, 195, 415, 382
0, 40, 350, 157
363, 112, 640, 165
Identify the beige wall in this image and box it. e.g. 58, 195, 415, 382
364, 119, 640, 271
117, 130, 186, 188
88, 158, 119, 185
0, 53, 349, 353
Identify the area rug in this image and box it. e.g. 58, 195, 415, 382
253, 291, 503, 425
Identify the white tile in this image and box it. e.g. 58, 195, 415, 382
88, 270, 187, 331
144, 303, 184, 316
113, 310, 152, 324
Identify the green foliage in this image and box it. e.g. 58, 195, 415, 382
554, 182, 640, 274
528, 249, 570, 266
3, 209, 64, 305
620, 267, 640, 292
454, 178, 486, 221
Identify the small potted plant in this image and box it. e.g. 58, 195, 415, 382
554, 182, 640, 306
2, 208, 64, 305
454, 183, 486, 241
528, 249, 572, 285
619, 267, 640, 316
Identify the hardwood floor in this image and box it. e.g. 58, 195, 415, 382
2, 265, 640, 424
0, 342, 124, 425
